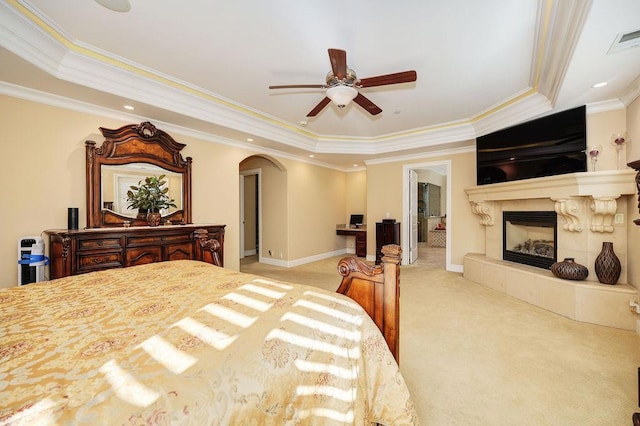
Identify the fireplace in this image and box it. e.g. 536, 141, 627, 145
503, 211, 557, 269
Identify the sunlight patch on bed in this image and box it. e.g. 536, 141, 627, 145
296, 385, 356, 402
304, 290, 360, 310
138, 335, 196, 374
251, 278, 293, 290
4, 397, 58, 425
173, 317, 238, 350
281, 312, 361, 342
265, 328, 360, 359
295, 407, 355, 423
293, 299, 363, 325
239, 283, 286, 299
99, 360, 159, 407
202, 303, 257, 328
223, 292, 272, 312
294, 359, 357, 380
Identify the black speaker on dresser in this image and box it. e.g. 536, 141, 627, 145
68, 207, 79, 230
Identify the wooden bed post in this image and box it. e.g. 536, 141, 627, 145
381, 244, 401, 362
194, 229, 223, 267
336, 244, 402, 363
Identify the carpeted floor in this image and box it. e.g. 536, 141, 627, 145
240, 246, 640, 425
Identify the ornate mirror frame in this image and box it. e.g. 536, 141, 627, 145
86, 121, 192, 228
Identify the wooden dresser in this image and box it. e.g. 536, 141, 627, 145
45, 224, 225, 279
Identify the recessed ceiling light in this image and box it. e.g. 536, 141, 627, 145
309, 154, 314, 158
592, 81, 608, 88
94, 0, 131, 12
353, 164, 358, 167
123, 105, 135, 110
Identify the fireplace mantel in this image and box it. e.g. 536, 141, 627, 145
465, 170, 637, 232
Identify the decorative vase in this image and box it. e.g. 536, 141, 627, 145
550, 258, 589, 281
147, 211, 162, 227
594, 242, 621, 285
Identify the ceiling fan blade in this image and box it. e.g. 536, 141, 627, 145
307, 97, 332, 117
328, 48, 347, 80
353, 93, 382, 115
269, 84, 327, 89
358, 70, 417, 88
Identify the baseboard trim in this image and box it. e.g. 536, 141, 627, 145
259, 249, 348, 268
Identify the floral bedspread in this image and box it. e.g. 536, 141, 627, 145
1, 260, 417, 425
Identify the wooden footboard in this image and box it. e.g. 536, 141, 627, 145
336, 244, 401, 362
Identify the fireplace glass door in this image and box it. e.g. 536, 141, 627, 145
503, 211, 557, 269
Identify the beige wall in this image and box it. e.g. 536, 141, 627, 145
346, 170, 367, 223
0, 95, 261, 287
280, 158, 348, 260
626, 96, 640, 290
1, 94, 357, 287
587, 108, 627, 171
4, 93, 637, 290
366, 150, 485, 266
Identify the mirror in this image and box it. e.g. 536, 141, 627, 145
100, 163, 183, 218
86, 122, 192, 228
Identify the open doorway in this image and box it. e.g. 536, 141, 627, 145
239, 154, 288, 269
240, 169, 260, 260
402, 160, 451, 270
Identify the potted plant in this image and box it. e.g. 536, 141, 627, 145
126, 175, 177, 226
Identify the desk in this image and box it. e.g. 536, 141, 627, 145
336, 226, 367, 257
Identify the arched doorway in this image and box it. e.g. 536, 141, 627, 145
239, 155, 287, 268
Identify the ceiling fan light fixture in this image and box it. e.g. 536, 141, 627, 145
326, 86, 358, 108
94, 0, 131, 12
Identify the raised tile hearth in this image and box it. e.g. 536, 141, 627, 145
463, 170, 638, 330
464, 253, 637, 330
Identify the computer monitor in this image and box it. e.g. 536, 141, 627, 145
349, 214, 364, 225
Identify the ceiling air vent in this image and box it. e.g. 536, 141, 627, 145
608, 29, 640, 54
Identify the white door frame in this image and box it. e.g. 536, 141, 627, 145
409, 169, 418, 264
402, 160, 452, 270
240, 168, 262, 260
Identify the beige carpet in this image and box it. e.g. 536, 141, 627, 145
240, 247, 640, 425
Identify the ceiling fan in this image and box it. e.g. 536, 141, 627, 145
268, 49, 417, 117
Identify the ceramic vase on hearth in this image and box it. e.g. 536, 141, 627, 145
594, 242, 621, 285
550, 258, 589, 281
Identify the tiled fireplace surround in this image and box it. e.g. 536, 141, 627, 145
463, 170, 639, 330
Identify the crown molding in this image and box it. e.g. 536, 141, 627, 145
0, 0, 506, 156
0, 0, 633, 162
586, 99, 626, 114
620, 74, 640, 107
532, 0, 593, 104
472, 91, 553, 137
315, 119, 476, 155
365, 145, 475, 166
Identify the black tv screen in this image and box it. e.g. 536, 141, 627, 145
476, 105, 587, 185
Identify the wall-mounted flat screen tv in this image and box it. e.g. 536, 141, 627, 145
476, 105, 587, 185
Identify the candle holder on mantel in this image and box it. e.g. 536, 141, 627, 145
588, 144, 602, 171
611, 132, 628, 169
628, 159, 640, 226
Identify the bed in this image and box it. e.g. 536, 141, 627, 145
0, 247, 416, 424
